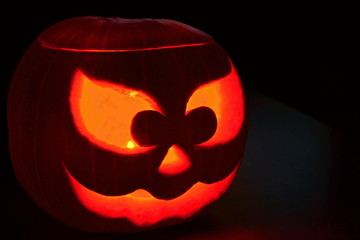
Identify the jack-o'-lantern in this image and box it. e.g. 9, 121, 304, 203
7, 16, 248, 232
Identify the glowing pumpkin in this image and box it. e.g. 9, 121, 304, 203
7, 16, 248, 232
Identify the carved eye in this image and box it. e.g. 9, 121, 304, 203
69, 69, 162, 154
185, 106, 217, 145
130, 110, 166, 147
186, 65, 245, 147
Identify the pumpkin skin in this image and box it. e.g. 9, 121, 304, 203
7, 16, 248, 232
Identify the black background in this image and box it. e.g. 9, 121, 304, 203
1, 1, 358, 239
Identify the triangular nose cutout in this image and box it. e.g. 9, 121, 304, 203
158, 145, 190, 176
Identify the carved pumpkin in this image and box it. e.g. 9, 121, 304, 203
7, 16, 247, 232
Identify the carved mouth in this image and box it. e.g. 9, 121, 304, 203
64, 164, 238, 227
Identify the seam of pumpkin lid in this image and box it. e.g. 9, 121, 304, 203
37, 16, 213, 52
38, 40, 209, 52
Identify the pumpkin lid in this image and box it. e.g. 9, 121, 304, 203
38, 16, 214, 52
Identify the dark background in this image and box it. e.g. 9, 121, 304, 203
1, 1, 358, 239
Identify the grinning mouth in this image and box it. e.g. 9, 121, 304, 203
64, 164, 239, 227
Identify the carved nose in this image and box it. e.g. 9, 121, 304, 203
158, 145, 190, 176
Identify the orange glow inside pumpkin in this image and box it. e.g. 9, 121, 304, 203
70, 70, 162, 154
186, 64, 244, 146
126, 140, 135, 149
65, 163, 239, 226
